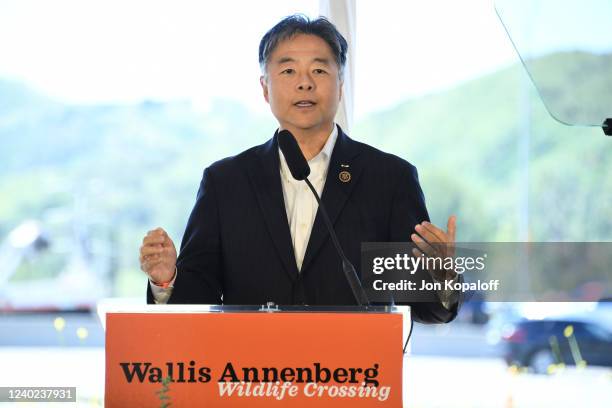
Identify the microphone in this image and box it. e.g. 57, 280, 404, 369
278, 129, 370, 306
277, 130, 310, 181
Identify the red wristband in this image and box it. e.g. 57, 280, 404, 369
151, 268, 177, 289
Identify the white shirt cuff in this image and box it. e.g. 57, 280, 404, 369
149, 267, 177, 304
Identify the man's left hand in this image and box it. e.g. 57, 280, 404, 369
411, 215, 457, 281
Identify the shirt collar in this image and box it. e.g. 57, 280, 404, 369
316, 124, 338, 163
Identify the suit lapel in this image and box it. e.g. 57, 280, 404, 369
300, 126, 363, 274
247, 132, 300, 281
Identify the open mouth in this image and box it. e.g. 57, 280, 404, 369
294, 100, 316, 107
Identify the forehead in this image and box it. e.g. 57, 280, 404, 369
269, 34, 335, 63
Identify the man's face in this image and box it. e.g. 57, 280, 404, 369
260, 34, 343, 134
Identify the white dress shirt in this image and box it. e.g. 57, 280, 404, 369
278, 125, 337, 271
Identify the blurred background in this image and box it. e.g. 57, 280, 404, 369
0, 0, 610, 406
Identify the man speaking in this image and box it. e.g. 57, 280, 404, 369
139, 15, 459, 323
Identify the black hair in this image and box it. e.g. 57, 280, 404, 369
258, 14, 347, 78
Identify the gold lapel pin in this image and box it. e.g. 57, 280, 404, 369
339, 170, 351, 183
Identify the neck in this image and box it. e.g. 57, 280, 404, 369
280, 122, 335, 161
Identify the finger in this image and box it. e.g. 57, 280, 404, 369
411, 233, 436, 257
143, 255, 164, 265
155, 228, 168, 240
417, 222, 450, 257
420, 222, 447, 243
143, 235, 166, 246
412, 247, 424, 258
140, 245, 156, 256
144, 227, 165, 239
146, 228, 160, 237
140, 246, 164, 256
143, 233, 158, 244
447, 215, 457, 243
414, 225, 443, 251
153, 230, 172, 247
160, 234, 174, 248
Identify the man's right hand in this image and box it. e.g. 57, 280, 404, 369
139, 227, 178, 285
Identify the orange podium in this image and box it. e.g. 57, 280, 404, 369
103, 304, 407, 407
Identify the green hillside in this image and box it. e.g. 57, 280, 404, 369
353, 52, 612, 241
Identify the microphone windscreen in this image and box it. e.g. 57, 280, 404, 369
278, 129, 311, 181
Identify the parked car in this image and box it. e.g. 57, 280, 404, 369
502, 314, 612, 374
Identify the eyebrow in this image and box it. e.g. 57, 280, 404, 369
275, 57, 332, 66
313, 57, 331, 66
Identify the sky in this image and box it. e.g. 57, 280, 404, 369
0, 0, 608, 120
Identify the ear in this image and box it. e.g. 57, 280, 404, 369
260, 75, 269, 103
339, 79, 344, 102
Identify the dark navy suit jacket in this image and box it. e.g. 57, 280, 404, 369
147, 126, 458, 323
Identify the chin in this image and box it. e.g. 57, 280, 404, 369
294, 123, 319, 130
288, 119, 328, 131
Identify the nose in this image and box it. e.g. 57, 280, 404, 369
296, 72, 315, 91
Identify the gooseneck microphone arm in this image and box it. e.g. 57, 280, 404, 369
303, 178, 370, 306
278, 128, 370, 306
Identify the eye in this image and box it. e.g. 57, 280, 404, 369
313, 69, 327, 74
281, 68, 295, 74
